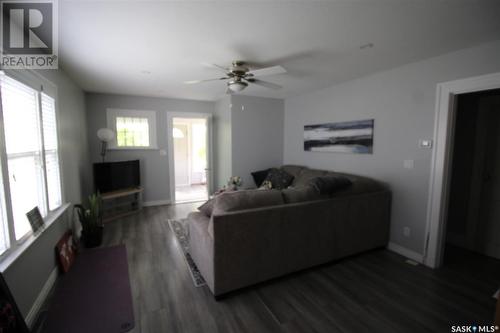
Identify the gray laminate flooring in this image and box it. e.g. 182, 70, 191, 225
70, 204, 500, 332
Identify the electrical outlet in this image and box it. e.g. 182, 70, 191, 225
403, 227, 411, 238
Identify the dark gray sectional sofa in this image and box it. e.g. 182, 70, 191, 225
188, 165, 391, 297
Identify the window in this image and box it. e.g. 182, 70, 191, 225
116, 117, 150, 147
0, 72, 63, 249
106, 109, 157, 149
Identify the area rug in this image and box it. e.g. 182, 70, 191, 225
41, 245, 135, 333
167, 218, 206, 287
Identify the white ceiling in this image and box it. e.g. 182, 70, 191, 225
59, 0, 500, 101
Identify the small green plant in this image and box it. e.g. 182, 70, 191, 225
75, 192, 103, 240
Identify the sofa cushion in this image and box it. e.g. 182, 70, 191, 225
281, 186, 325, 203
213, 189, 284, 214
251, 168, 270, 187
328, 172, 387, 196
209, 189, 285, 238
198, 198, 215, 217
281, 165, 305, 179
263, 168, 294, 190
293, 169, 329, 187
309, 175, 352, 195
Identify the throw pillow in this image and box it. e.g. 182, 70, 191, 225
281, 186, 324, 203
198, 198, 215, 217
251, 169, 270, 187
264, 168, 294, 190
309, 175, 352, 195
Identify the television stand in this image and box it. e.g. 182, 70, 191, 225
101, 187, 143, 223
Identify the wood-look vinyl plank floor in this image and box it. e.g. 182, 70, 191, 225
51, 203, 499, 333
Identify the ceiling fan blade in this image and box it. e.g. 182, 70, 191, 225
249, 65, 286, 77
202, 63, 230, 73
184, 77, 228, 84
247, 78, 282, 90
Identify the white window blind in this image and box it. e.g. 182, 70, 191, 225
0, 166, 9, 254
41, 93, 62, 210
116, 117, 150, 147
0, 74, 47, 240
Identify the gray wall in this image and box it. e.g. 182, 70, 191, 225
3, 68, 90, 318
213, 96, 232, 189
85, 93, 214, 204
283, 40, 500, 255
230, 95, 284, 188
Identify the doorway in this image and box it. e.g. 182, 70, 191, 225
444, 89, 500, 262
425, 71, 500, 268
167, 113, 212, 204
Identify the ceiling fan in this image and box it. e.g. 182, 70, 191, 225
184, 61, 286, 94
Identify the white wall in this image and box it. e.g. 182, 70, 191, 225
85, 93, 214, 204
213, 96, 232, 188
230, 95, 284, 188
283, 40, 500, 256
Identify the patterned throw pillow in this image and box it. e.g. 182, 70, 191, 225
263, 168, 294, 190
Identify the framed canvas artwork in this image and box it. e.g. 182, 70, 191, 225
304, 119, 374, 154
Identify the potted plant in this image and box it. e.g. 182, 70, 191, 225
75, 193, 103, 248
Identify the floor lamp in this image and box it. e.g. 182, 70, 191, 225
97, 128, 115, 162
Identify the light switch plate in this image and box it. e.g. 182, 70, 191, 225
419, 139, 433, 149
159, 149, 167, 156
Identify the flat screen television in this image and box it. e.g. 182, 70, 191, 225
93, 160, 140, 193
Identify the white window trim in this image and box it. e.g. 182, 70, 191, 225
0, 69, 66, 264
106, 108, 158, 150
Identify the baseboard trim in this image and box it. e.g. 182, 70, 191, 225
143, 199, 171, 207
387, 242, 424, 263
25, 267, 58, 328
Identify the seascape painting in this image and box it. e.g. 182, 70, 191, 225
304, 119, 374, 154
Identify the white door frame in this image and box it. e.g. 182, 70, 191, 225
424, 72, 500, 268
167, 112, 213, 204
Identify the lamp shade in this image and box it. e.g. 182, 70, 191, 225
97, 128, 115, 142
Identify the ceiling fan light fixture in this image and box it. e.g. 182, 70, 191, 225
228, 80, 248, 92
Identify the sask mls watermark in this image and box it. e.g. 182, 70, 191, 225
0, 0, 58, 69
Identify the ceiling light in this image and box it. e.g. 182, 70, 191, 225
228, 80, 248, 92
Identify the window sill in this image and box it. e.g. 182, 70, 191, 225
0, 203, 71, 272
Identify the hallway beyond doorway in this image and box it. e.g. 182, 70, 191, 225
171, 116, 209, 203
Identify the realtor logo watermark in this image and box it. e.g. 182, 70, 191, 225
0, 0, 58, 69
451, 325, 499, 332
